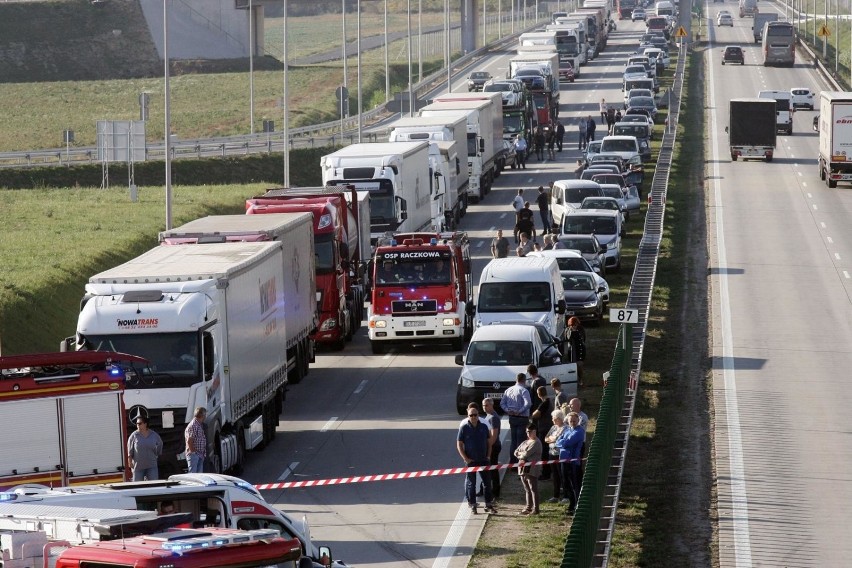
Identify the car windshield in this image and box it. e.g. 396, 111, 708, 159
629, 97, 655, 107
478, 282, 553, 312
591, 175, 626, 187
600, 186, 624, 199
552, 256, 592, 271
564, 216, 617, 235
559, 237, 597, 254
485, 82, 512, 92
565, 186, 601, 203
471, 72, 490, 79
620, 115, 647, 124
375, 254, 452, 286
601, 139, 637, 152
466, 340, 533, 366
583, 198, 618, 210
614, 125, 647, 138
561, 274, 596, 290
624, 66, 646, 75
503, 114, 524, 133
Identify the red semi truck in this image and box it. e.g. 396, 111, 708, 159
246, 186, 371, 350
0, 351, 147, 491
368, 231, 473, 353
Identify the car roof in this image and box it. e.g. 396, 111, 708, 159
469, 324, 538, 342
529, 249, 583, 258
566, 208, 620, 218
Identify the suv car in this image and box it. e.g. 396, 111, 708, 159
455, 324, 577, 414
467, 71, 493, 91
561, 209, 623, 271
791, 87, 815, 110
722, 45, 745, 65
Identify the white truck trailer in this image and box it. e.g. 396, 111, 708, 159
69, 242, 290, 477
817, 92, 852, 188
387, 115, 470, 225
158, 213, 317, 384
421, 92, 504, 203
321, 141, 434, 241
544, 25, 584, 73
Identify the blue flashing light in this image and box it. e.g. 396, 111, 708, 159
0, 493, 19, 502
390, 239, 398, 246
430, 238, 438, 245
108, 365, 122, 377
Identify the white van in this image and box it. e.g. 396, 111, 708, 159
758, 90, 794, 134
654, 1, 676, 17
0, 473, 342, 566
474, 257, 567, 340
550, 179, 603, 228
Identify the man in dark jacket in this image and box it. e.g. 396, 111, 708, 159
555, 120, 565, 152
535, 185, 551, 233
586, 116, 597, 142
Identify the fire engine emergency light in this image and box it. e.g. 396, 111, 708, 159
159, 528, 280, 553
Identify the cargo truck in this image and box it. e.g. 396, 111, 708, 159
387, 114, 470, 224
420, 93, 503, 202
518, 43, 576, 82
159, 213, 316, 382
727, 98, 777, 162
246, 187, 371, 351
66, 242, 291, 477
544, 24, 584, 73
518, 30, 557, 48
0, 351, 147, 491
817, 92, 852, 188
752, 12, 778, 43
321, 141, 433, 242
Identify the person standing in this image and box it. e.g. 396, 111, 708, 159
456, 406, 495, 514
534, 127, 545, 160
127, 415, 163, 481
586, 116, 597, 142
606, 105, 616, 134
577, 117, 588, 150
512, 188, 524, 214
546, 128, 556, 160
531, 385, 553, 481
615, 108, 623, 123
491, 229, 510, 258
516, 232, 534, 257
535, 186, 551, 234
555, 120, 565, 152
516, 202, 536, 242
184, 406, 207, 473
526, 364, 547, 406
481, 397, 502, 499
551, 377, 569, 409
568, 317, 587, 387
543, 409, 567, 503
599, 98, 607, 124
502, 372, 532, 464
514, 424, 543, 515
556, 411, 586, 514
514, 134, 527, 169
574, 159, 586, 179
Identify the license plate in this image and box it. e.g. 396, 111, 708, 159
486, 393, 503, 399
403, 320, 426, 327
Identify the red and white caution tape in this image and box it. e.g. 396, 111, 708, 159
254, 457, 581, 490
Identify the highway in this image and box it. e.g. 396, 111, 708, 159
237, 21, 652, 568
705, 3, 852, 566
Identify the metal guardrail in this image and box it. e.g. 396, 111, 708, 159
0, 13, 547, 170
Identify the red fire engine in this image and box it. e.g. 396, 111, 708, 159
0, 351, 147, 491
368, 232, 473, 353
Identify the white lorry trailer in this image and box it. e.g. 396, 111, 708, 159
158, 213, 317, 384
518, 30, 558, 48
387, 115, 470, 225
321, 141, 433, 241
420, 93, 503, 203
817, 92, 852, 188
508, 52, 560, 98
69, 242, 290, 477
544, 25, 584, 73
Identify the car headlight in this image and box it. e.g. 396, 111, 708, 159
374, 320, 387, 328
460, 375, 474, 388
583, 300, 599, 308
319, 317, 337, 331
443, 318, 456, 326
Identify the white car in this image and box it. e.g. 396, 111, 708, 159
527, 249, 611, 304
483, 79, 523, 108
717, 13, 733, 26
791, 87, 816, 110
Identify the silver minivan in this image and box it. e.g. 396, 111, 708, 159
550, 179, 603, 228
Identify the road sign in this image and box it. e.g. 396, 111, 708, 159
335, 85, 349, 101
675, 26, 688, 38
817, 24, 831, 38
610, 308, 639, 324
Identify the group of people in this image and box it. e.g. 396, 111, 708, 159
577, 115, 598, 151
513, 121, 566, 165
600, 98, 624, 136
126, 406, 208, 481
456, 369, 590, 516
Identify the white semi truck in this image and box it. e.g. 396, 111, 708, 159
321, 141, 433, 241
68, 242, 291, 477
387, 115, 470, 226
158, 213, 317, 384
817, 91, 852, 188
421, 92, 504, 203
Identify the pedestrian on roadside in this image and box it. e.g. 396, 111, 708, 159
516, 232, 534, 257
481, 397, 502, 499
534, 127, 546, 160
127, 415, 163, 481
599, 98, 607, 123
456, 405, 495, 514
606, 105, 616, 133
502, 372, 532, 464
542, 233, 555, 250
551, 377, 569, 409
546, 128, 556, 160
568, 317, 587, 387
615, 108, 623, 123
184, 406, 207, 473
577, 118, 588, 150
556, 120, 565, 152
512, 188, 524, 214
514, 424, 543, 516
535, 185, 551, 233
514, 134, 528, 169
543, 409, 567, 503
516, 201, 536, 242
491, 229, 510, 258
531, 385, 553, 481
586, 116, 597, 142
526, 364, 547, 406
574, 159, 586, 178
556, 411, 585, 514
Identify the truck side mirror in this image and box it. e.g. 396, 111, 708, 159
479, 138, 485, 153
465, 303, 475, 316
724, 126, 729, 134
813, 116, 819, 132
555, 299, 566, 314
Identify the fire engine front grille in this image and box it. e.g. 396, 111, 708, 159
391, 299, 437, 315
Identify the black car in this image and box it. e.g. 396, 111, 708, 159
722, 46, 745, 65
560, 271, 605, 324
467, 71, 493, 91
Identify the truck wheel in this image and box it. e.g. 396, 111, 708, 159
765, 154, 773, 162
820, 165, 826, 180
828, 178, 837, 188
731, 154, 738, 161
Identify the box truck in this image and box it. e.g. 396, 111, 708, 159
67, 242, 291, 477
728, 98, 777, 162
159, 213, 316, 382
817, 91, 852, 188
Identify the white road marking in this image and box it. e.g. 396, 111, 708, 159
827, 236, 833, 244
476, 241, 485, 247
807, 193, 813, 198
844, 271, 850, 279
321, 417, 338, 432
500, 212, 507, 219
797, 171, 803, 176
277, 461, 300, 481
835, 253, 841, 260
821, 222, 827, 228
709, 42, 753, 568
813, 204, 818, 210
353, 379, 368, 395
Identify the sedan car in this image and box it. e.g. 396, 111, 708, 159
627, 96, 659, 123
632, 8, 647, 21
717, 13, 733, 26
467, 71, 492, 92
528, 250, 610, 304
791, 87, 816, 110
722, 45, 745, 65
560, 271, 605, 324
555, 235, 607, 276
484, 79, 524, 108
583, 140, 603, 165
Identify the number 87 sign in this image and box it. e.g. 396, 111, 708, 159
609, 308, 639, 324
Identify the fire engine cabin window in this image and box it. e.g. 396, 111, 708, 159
236, 518, 303, 548
84, 332, 200, 389
375, 253, 452, 285
478, 282, 552, 312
